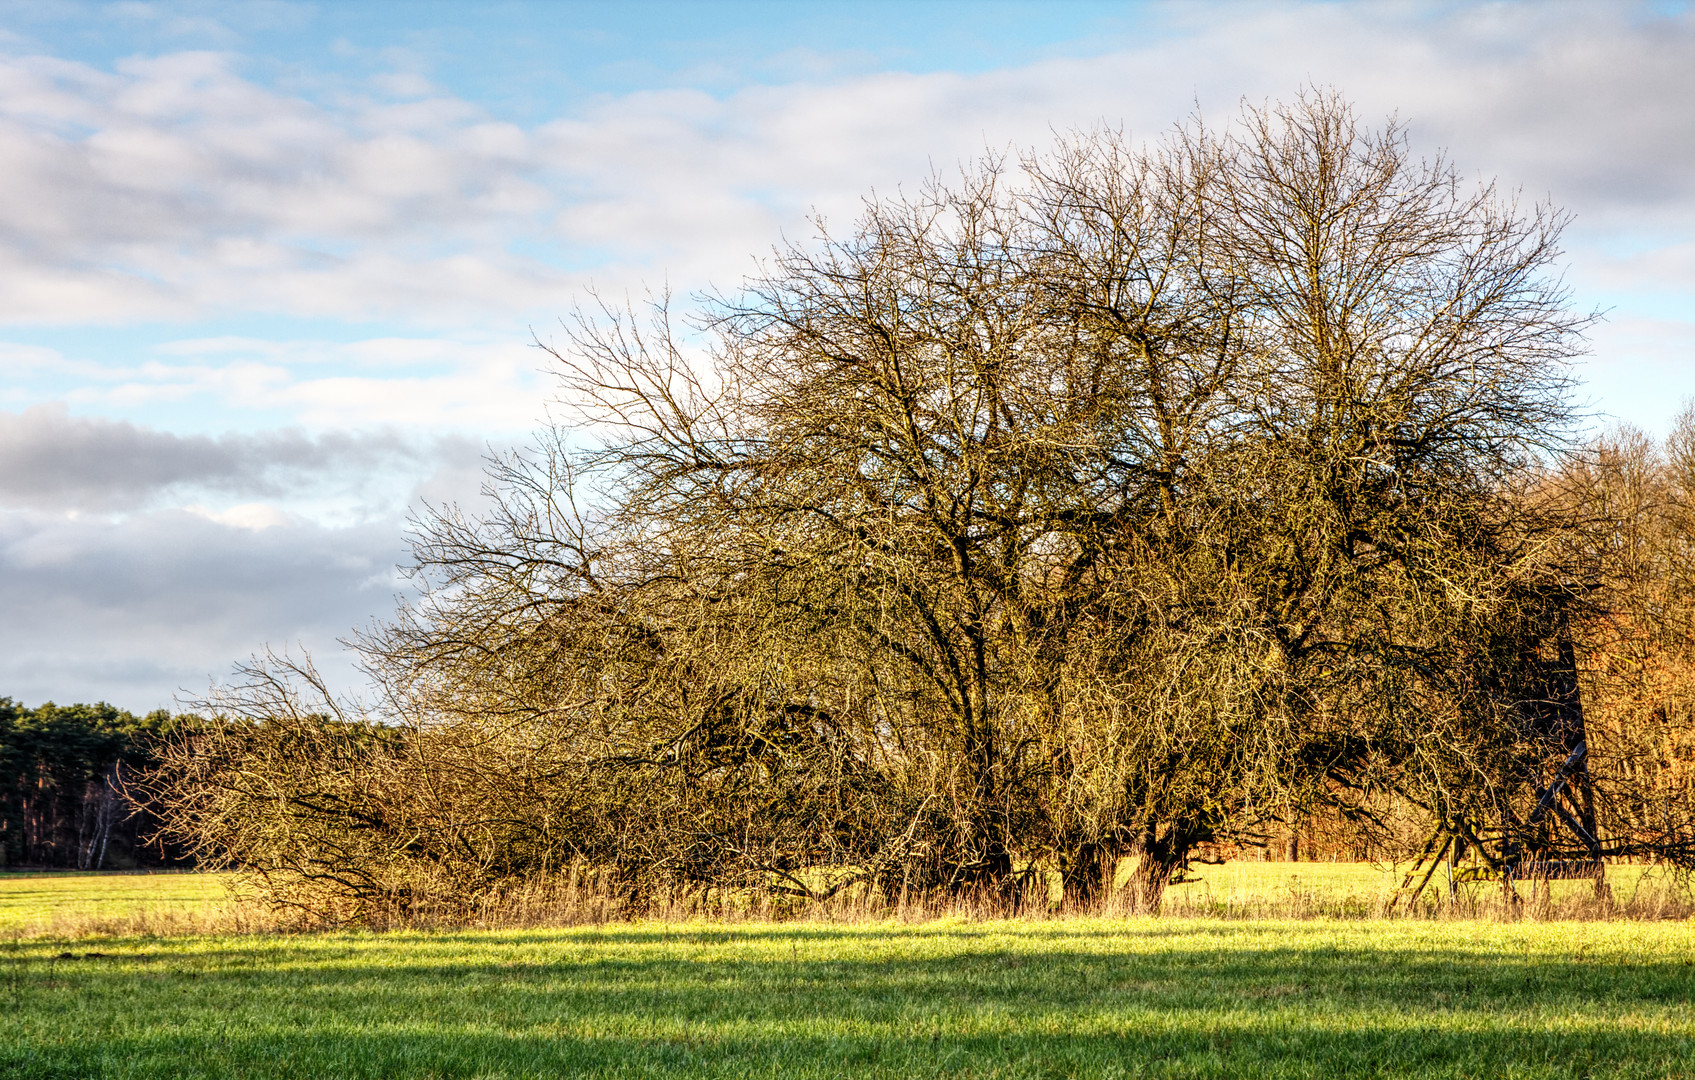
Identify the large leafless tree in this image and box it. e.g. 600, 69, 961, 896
156, 92, 1681, 920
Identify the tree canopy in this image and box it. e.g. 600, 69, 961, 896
146, 92, 1695, 922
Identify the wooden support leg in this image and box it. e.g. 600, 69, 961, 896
1446, 841, 1458, 909
1502, 870, 1522, 919
1593, 861, 1612, 908
1402, 835, 1453, 914
1390, 825, 1446, 914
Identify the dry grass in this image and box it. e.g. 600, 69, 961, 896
331, 860, 1695, 930
4, 861, 1689, 940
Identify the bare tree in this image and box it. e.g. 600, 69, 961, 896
153, 91, 1648, 920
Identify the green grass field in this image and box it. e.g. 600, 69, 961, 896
0, 871, 234, 937
1, 869, 1692, 1079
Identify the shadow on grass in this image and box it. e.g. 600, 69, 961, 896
2, 931, 1693, 1079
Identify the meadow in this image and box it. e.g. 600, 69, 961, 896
0, 871, 234, 938
1, 867, 1692, 1079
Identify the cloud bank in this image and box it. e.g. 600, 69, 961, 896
0, 4, 1692, 328
0, 505, 407, 708
0, 403, 456, 511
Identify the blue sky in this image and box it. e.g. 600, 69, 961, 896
12, 2, 1170, 105
3, 0, 1694, 709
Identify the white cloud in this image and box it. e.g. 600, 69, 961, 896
1578, 240, 1695, 300
2, 334, 551, 434
0, 341, 66, 372
151, 335, 548, 428
183, 501, 293, 530
0, 48, 571, 324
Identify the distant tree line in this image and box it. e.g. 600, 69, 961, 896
144, 92, 1695, 922
0, 699, 191, 870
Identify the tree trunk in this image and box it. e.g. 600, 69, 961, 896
1061, 841, 1119, 911
1126, 853, 1174, 913
1126, 824, 1199, 914
956, 844, 1019, 909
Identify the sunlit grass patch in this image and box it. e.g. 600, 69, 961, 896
1160, 861, 1688, 919
0, 870, 243, 937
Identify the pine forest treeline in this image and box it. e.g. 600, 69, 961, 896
0, 699, 189, 870
141, 93, 1695, 922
